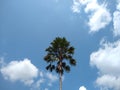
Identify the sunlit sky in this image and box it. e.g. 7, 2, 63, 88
0, 0, 120, 90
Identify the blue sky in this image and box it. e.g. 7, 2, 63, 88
0, 0, 120, 90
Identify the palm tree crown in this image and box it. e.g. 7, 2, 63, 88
44, 37, 76, 75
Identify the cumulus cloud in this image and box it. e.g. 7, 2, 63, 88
79, 86, 87, 90
113, 0, 120, 36
96, 75, 120, 90
90, 40, 120, 90
72, 0, 112, 33
0, 58, 38, 85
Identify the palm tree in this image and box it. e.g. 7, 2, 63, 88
44, 37, 76, 90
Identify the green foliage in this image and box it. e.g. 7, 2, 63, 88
44, 37, 76, 75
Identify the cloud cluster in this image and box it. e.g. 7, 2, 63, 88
0, 58, 58, 90
90, 40, 120, 90
72, 0, 112, 33
72, 0, 120, 36
72, 1, 120, 89
0, 58, 38, 85
79, 86, 87, 90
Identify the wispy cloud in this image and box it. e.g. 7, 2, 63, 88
32, 72, 58, 90
46, 72, 58, 86
0, 57, 5, 67
90, 40, 120, 90
32, 78, 45, 90
71, 0, 112, 33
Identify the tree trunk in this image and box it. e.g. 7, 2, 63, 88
59, 49, 62, 90
59, 72, 62, 90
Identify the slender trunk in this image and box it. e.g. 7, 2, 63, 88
59, 72, 62, 90
59, 49, 62, 90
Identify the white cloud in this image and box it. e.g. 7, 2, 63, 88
72, 0, 81, 13
113, 0, 120, 36
96, 75, 120, 90
117, 0, 120, 9
85, 1, 111, 33
88, 7, 111, 33
71, 0, 112, 33
117, 3, 120, 10
90, 40, 120, 90
71, 0, 92, 13
113, 11, 120, 36
79, 86, 87, 90
84, 0, 98, 12
0, 58, 38, 85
